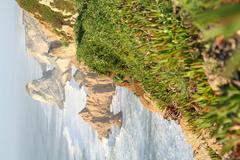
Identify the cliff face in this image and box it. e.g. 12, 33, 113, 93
74, 69, 122, 138
23, 11, 71, 109
20, 3, 221, 160
23, 10, 122, 138
15, 20, 195, 157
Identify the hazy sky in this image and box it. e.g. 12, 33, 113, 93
0, 1, 43, 160
0, 1, 19, 159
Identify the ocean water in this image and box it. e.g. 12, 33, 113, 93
29, 75, 194, 160
0, 2, 194, 160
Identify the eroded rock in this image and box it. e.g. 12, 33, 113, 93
23, 10, 121, 138
73, 69, 122, 138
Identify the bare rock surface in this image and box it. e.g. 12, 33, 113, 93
73, 68, 121, 138
23, 11, 71, 109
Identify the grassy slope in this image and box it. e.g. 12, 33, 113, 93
17, 0, 240, 158
16, 0, 76, 43
16, 0, 65, 28
75, 0, 215, 112
75, 0, 221, 156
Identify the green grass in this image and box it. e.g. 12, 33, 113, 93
16, 0, 66, 29
196, 85, 240, 154
17, 0, 75, 43
180, 0, 240, 155
76, 0, 240, 157
75, 0, 215, 130
78, 0, 194, 101
207, 146, 222, 160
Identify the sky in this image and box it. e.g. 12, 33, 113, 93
0, 1, 19, 159
0, 1, 42, 160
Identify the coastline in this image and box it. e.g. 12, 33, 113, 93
22, 8, 219, 160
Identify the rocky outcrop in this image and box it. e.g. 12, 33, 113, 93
73, 68, 121, 138
23, 11, 72, 109
23, 10, 121, 138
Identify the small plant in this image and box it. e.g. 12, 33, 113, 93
207, 146, 222, 160
51, 0, 76, 14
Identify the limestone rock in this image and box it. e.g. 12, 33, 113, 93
23, 10, 121, 137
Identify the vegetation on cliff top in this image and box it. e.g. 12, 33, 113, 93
75, 0, 240, 158
17, 0, 240, 159
16, 0, 65, 28
16, 0, 76, 43
75, 0, 214, 115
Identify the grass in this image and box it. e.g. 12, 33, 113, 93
16, 0, 66, 28
17, 0, 75, 43
207, 146, 222, 160
180, 0, 240, 156
75, 0, 216, 140
196, 85, 240, 154
75, 0, 240, 158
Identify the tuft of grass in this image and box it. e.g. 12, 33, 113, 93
51, 0, 76, 14
195, 85, 240, 154
207, 146, 222, 160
